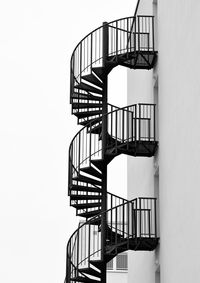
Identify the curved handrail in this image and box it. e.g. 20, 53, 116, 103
66, 196, 157, 280
68, 103, 136, 152
71, 16, 135, 58
68, 103, 156, 189
69, 103, 120, 148
68, 103, 138, 189
69, 190, 128, 226
70, 14, 155, 100
66, 197, 134, 263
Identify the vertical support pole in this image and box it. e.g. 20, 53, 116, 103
135, 199, 137, 240
88, 224, 91, 265
139, 104, 141, 141
154, 104, 156, 142
101, 21, 109, 283
90, 34, 93, 73
70, 56, 74, 105
76, 230, 80, 275
134, 17, 136, 53
148, 209, 151, 238
154, 198, 157, 238
138, 16, 140, 52
127, 108, 129, 150
139, 198, 141, 238
152, 16, 155, 51
134, 104, 137, 143
66, 242, 71, 283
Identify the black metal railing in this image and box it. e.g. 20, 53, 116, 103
70, 16, 155, 102
68, 103, 156, 192
65, 197, 157, 282
67, 9, 158, 282
69, 190, 128, 219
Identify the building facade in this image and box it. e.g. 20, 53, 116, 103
127, 0, 200, 282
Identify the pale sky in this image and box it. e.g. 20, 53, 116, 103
0, 1, 136, 282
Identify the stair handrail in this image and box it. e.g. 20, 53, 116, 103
66, 197, 136, 277
71, 16, 135, 58
68, 103, 137, 189
69, 103, 136, 150
71, 191, 128, 222
70, 16, 141, 98
66, 196, 157, 281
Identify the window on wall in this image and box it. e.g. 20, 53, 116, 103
116, 253, 128, 270
107, 253, 128, 271
155, 267, 160, 283
107, 259, 113, 270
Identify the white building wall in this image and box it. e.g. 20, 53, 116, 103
158, 1, 200, 282
127, 1, 157, 282
107, 271, 127, 283
128, 0, 200, 283
127, 68, 157, 283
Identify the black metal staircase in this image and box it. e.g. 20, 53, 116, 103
66, 14, 158, 283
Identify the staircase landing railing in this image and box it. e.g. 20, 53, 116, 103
66, 197, 157, 282
70, 16, 155, 101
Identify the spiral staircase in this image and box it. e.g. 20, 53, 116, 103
66, 13, 159, 283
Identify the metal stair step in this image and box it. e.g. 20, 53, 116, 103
90, 254, 114, 268
77, 209, 102, 218
79, 267, 101, 278
89, 217, 101, 225
73, 175, 102, 186
79, 116, 102, 126
70, 195, 102, 201
87, 123, 102, 134
70, 276, 100, 283
74, 110, 102, 119
90, 159, 104, 172
91, 67, 105, 81
81, 166, 102, 179
69, 185, 102, 194
72, 102, 102, 109
72, 92, 103, 101
82, 73, 103, 88
75, 82, 103, 94
106, 243, 128, 255
90, 156, 115, 170
71, 94, 102, 104
89, 260, 104, 269
72, 202, 101, 209
92, 64, 114, 79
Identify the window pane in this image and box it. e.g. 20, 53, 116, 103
107, 259, 113, 270
116, 253, 128, 270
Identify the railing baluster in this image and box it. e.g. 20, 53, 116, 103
88, 223, 91, 265
122, 109, 124, 142
152, 16, 155, 51
139, 198, 141, 238
148, 118, 151, 141
126, 203, 129, 250
154, 104, 156, 141
154, 198, 157, 238
138, 16, 140, 51
127, 107, 129, 149
115, 111, 118, 153
90, 33, 93, 71
115, 207, 118, 250
116, 21, 118, 57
